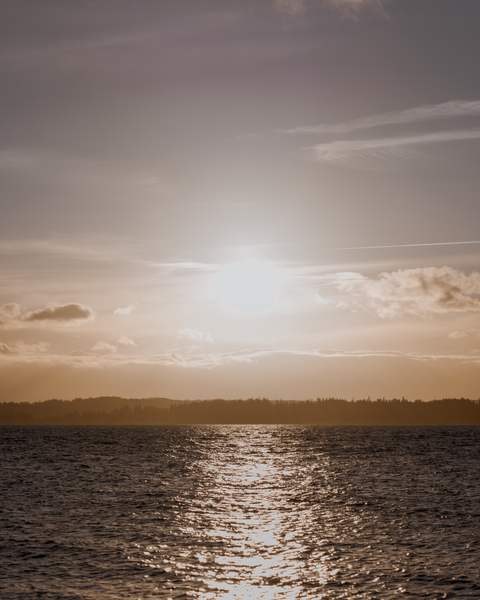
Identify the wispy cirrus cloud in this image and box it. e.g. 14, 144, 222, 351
275, 99, 480, 136
159, 347, 480, 368
325, 0, 388, 15
274, 0, 388, 17
327, 267, 480, 317
307, 129, 480, 168
2, 346, 480, 369
274, 0, 306, 15
448, 329, 480, 339
243, 98, 480, 169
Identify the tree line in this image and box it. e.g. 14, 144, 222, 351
1, 397, 480, 425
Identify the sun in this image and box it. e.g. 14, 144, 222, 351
217, 259, 280, 313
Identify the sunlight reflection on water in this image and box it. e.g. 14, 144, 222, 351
1, 425, 480, 599
177, 428, 332, 598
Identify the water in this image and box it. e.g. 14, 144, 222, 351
1, 426, 479, 599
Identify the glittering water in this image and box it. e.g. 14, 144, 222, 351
1, 426, 479, 599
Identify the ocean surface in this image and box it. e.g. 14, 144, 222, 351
1, 426, 479, 599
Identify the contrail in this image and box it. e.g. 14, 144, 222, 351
335, 240, 480, 251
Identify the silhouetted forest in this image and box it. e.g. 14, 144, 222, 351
1, 397, 480, 425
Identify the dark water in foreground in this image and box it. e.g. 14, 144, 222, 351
1, 426, 479, 599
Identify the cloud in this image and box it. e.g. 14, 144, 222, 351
242, 99, 480, 168
0, 303, 22, 326
275, 99, 480, 136
116, 347, 480, 368
0, 341, 50, 356
448, 329, 479, 339
61, 346, 480, 369
2, 344, 480, 369
114, 303, 138, 315
314, 294, 330, 304
69, 350, 95, 357
177, 328, 214, 343
0, 302, 95, 327
325, 0, 388, 15
0, 343, 15, 356
307, 129, 480, 169
329, 267, 480, 317
273, 0, 387, 17
274, 0, 305, 15
23, 303, 96, 323
92, 341, 118, 354
117, 336, 137, 346
159, 262, 221, 272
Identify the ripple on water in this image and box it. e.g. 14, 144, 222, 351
1, 425, 479, 599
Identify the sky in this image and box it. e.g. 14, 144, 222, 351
1, 0, 480, 402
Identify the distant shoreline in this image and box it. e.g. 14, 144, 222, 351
1, 397, 480, 425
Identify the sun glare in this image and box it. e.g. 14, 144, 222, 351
217, 259, 280, 313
